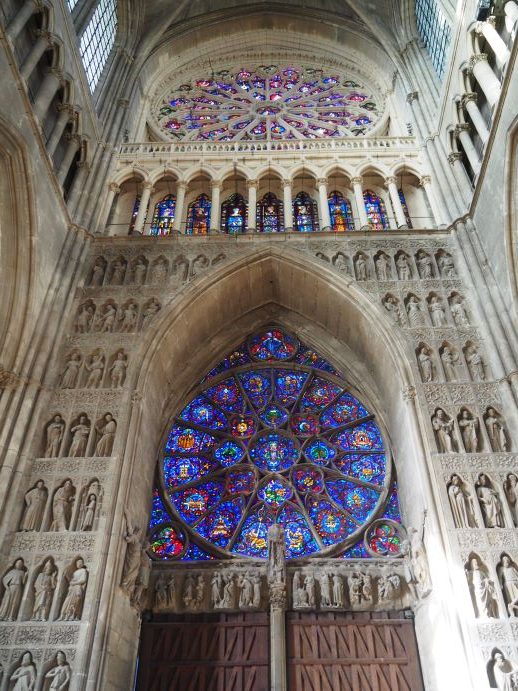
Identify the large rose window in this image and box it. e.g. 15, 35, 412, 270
154, 65, 381, 141
149, 328, 401, 561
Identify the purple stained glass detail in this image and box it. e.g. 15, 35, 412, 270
342, 540, 369, 559
214, 439, 246, 467
303, 439, 336, 465
258, 478, 293, 508
300, 377, 342, 410
195, 498, 244, 547
150, 488, 171, 528
365, 520, 402, 557
163, 455, 218, 488
248, 329, 298, 361
277, 505, 319, 558
295, 347, 340, 375
306, 496, 356, 545
238, 371, 272, 407
259, 404, 289, 428
333, 421, 383, 452
274, 370, 309, 407
249, 432, 300, 472
170, 481, 224, 522
165, 426, 216, 454
326, 479, 380, 522
290, 413, 319, 437
205, 378, 244, 412
292, 467, 324, 494
203, 345, 251, 381
333, 454, 386, 486
179, 396, 228, 430
320, 393, 370, 429
232, 509, 274, 558
226, 468, 256, 494
230, 414, 256, 439
149, 525, 185, 559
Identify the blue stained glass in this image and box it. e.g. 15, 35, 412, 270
214, 439, 246, 467
295, 347, 340, 376
333, 421, 383, 452
293, 192, 318, 232
300, 377, 342, 410
163, 455, 219, 488
258, 478, 293, 508
150, 488, 171, 529
150, 194, 176, 236
363, 190, 389, 230
249, 329, 298, 361
226, 468, 256, 494
306, 496, 356, 545
239, 371, 272, 408
326, 479, 380, 522
195, 498, 244, 547
275, 370, 308, 407
333, 453, 386, 486
203, 344, 251, 381
221, 193, 247, 233
292, 467, 324, 494
186, 194, 211, 235
230, 414, 257, 439
320, 392, 370, 429
205, 378, 244, 412
342, 541, 369, 559
250, 432, 300, 472
290, 413, 319, 437
149, 525, 185, 559
277, 505, 319, 557
382, 482, 402, 522
232, 509, 274, 558
179, 396, 228, 430
180, 542, 214, 561
303, 439, 336, 465
165, 426, 216, 454
170, 481, 224, 522
259, 404, 289, 428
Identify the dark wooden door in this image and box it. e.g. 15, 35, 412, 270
287, 611, 424, 691
137, 613, 269, 691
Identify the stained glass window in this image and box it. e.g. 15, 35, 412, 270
221, 193, 247, 233
415, 0, 451, 78
128, 195, 141, 234
293, 192, 319, 233
154, 66, 380, 141
186, 194, 211, 235
328, 191, 355, 232
398, 189, 412, 229
363, 190, 389, 230
79, 0, 117, 92
149, 194, 176, 236
149, 327, 401, 561
257, 192, 284, 233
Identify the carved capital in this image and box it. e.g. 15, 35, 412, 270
177, 181, 187, 191
461, 92, 478, 106
269, 582, 287, 611
118, 98, 130, 109
131, 390, 142, 405
385, 176, 397, 187
282, 178, 292, 188
447, 152, 463, 164
141, 181, 153, 191
35, 29, 52, 44
109, 182, 120, 194
351, 176, 363, 186
210, 180, 222, 191
454, 123, 471, 137
0, 365, 20, 389
402, 385, 416, 402
406, 91, 418, 104
317, 177, 328, 187
419, 175, 432, 186
247, 179, 258, 190
469, 53, 488, 72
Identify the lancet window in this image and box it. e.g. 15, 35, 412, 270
186, 194, 211, 235
257, 193, 284, 233
328, 191, 355, 232
79, 0, 118, 91
364, 190, 389, 230
293, 192, 319, 232
150, 195, 176, 236
221, 194, 247, 233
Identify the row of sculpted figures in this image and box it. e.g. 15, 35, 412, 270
432, 407, 509, 454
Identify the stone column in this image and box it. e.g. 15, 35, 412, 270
317, 178, 331, 230
20, 30, 51, 80
455, 124, 482, 175
447, 152, 472, 205
506, 1, 518, 25
385, 176, 408, 228
133, 181, 152, 235
66, 160, 90, 209
7, 0, 40, 41
100, 182, 120, 234
419, 175, 447, 229
33, 68, 62, 122
173, 182, 186, 233
283, 179, 293, 230
351, 176, 369, 229
247, 180, 257, 231
268, 525, 287, 691
210, 181, 221, 233
57, 134, 80, 185
469, 53, 501, 108
46, 104, 72, 157
461, 93, 490, 144
476, 17, 510, 65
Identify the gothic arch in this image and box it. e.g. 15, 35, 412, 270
504, 113, 518, 314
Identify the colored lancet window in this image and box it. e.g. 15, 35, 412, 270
80, 0, 117, 91
363, 190, 389, 230
149, 327, 402, 561
415, 0, 451, 78
398, 189, 412, 228
186, 194, 211, 235
257, 192, 284, 233
328, 191, 355, 231
293, 192, 319, 232
221, 193, 247, 233
150, 195, 176, 236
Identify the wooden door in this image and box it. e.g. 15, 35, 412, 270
287, 611, 424, 691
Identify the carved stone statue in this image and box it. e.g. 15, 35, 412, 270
121, 512, 143, 595
292, 571, 309, 608
440, 346, 458, 382
432, 408, 455, 453
238, 573, 254, 608
458, 409, 479, 453
68, 415, 90, 457
489, 649, 518, 691
498, 553, 518, 617
220, 573, 235, 609
133, 258, 147, 285
319, 572, 332, 607
378, 574, 401, 603
45, 415, 65, 458
304, 573, 316, 607
167, 574, 176, 608
252, 574, 261, 608
141, 298, 161, 328
348, 572, 363, 606
429, 295, 447, 327
44, 650, 71, 690
406, 295, 425, 327
59, 558, 88, 620
333, 252, 351, 275
450, 295, 469, 326
109, 351, 127, 388
151, 258, 168, 283
437, 251, 456, 277
447, 474, 477, 528
50, 479, 75, 531
375, 253, 391, 280
465, 344, 485, 381
32, 558, 57, 621
383, 295, 404, 326
476, 473, 505, 528
211, 572, 223, 608
78, 492, 97, 531
132, 546, 151, 609
355, 254, 368, 281
467, 556, 498, 618
20, 480, 47, 531
416, 251, 433, 278
396, 253, 412, 280
417, 346, 434, 382
97, 303, 117, 333
401, 527, 431, 599
110, 259, 126, 285
119, 303, 138, 332
154, 574, 168, 609
74, 303, 94, 333
84, 352, 105, 389
485, 408, 508, 452
268, 523, 286, 585
61, 352, 81, 389
332, 573, 344, 607
194, 574, 205, 609
90, 258, 106, 286
183, 574, 196, 609
10, 651, 36, 690
94, 413, 116, 456
0, 558, 27, 620
504, 473, 518, 526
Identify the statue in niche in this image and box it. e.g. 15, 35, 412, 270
378, 574, 401, 603
476, 473, 505, 528
355, 254, 368, 281
292, 571, 309, 608
211, 572, 223, 608
465, 344, 485, 381
97, 303, 117, 333
402, 526, 431, 599
194, 574, 205, 609
432, 408, 455, 453
141, 298, 161, 329
119, 302, 138, 333
20, 480, 47, 532
383, 295, 404, 326
110, 259, 126, 285
440, 345, 458, 382
252, 573, 261, 608
61, 352, 82, 389
396, 253, 412, 280
78, 492, 97, 531
429, 296, 447, 327
316, 252, 330, 263
132, 545, 151, 609
406, 295, 425, 327
167, 574, 176, 608
154, 574, 168, 609
68, 415, 90, 457
487, 649, 518, 691
437, 251, 456, 277
467, 556, 498, 618
84, 352, 105, 389
59, 558, 88, 620
50, 479, 75, 532
304, 573, 316, 607
45, 414, 65, 458
333, 252, 352, 275
0, 558, 27, 620
348, 573, 363, 606
504, 474, 518, 527
332, 573, 344, 607
238, 572, 254, 608
44, 651, 71, 690
183, 575, 195, 609
10, 652, 36, 691
319, 572, 332, 607
109, 350, 127, 388
94, 414, 116, 457
447, 474, 477, 528
497, 553, 518, 617
416, 251, 433, 279
268, 523, 285, 585
375, 253, 391, 280
151, 258, 168, 283
450, 295, 470, 326
362, 574, 373, 603
220, 573, 235, 609
74, 303, 94, 333
417, 346, 435, 382
90, 258, 106, 286
485, 408, 508, 452
133, 258, 147, 284
458, 409, 480, 453
121, 511, 143, 595
32, 558, 57, 621
190, 255, 210, 279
